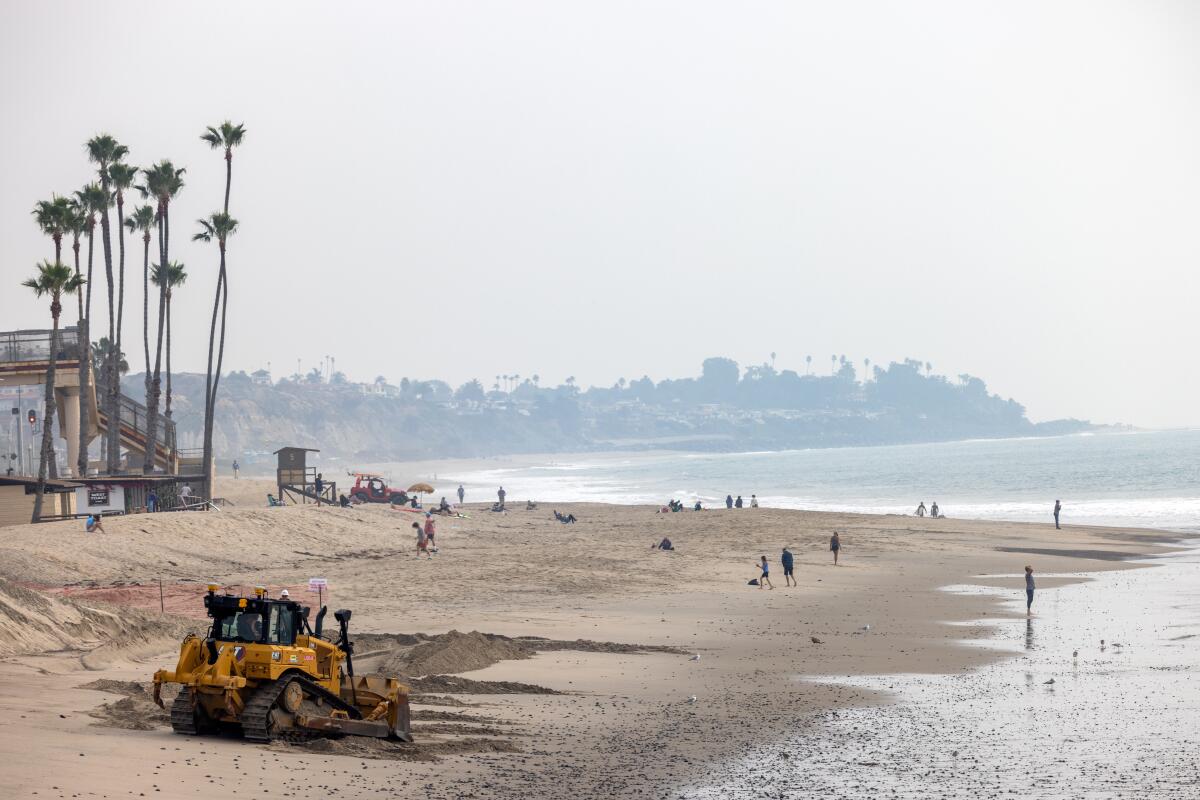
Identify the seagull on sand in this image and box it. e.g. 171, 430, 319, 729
689, 654, 701, 662
1043, 678, 1056, 685
811, 636, 824, 644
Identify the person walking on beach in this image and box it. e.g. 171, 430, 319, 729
1053, 500, 1062, 529
830, 531, 841, 565
232, 459, 239, 479
1025, 565, 1035, 614
314, 473, 324, 506
916, 501, 926, 517
726, 494, 734, 509
424, 512, 437, 552
930, 501, 940, 518
413, 522, 431, 559
457, 484, 465, 505
781, 546, 796, 586
757, 555, 774, 589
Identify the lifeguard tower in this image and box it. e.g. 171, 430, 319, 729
274, 446, 335, 504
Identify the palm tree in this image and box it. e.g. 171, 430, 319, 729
925, 361, 932, 376
193, 212, 238, 493
23, 261, 84, 521
198, 122, 245, 496
863, 358, 871, 383
124, 204, 156, 387
137, 160, 185, 474
770, 351, 777, 370
104, 161, 137, 473
92, 337, 129, 378
32, 196, 73, 264
151, 262, 187, 419
73, 183, 107, 478
830, 354, 837, 375
805, 355, 812, 375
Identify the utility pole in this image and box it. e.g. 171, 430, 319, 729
14, 385, 23, 476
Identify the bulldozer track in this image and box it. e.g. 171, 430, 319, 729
170, 687, 199, 735
241, 673, 362, 743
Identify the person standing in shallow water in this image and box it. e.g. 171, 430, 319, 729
1053, 500, 1062, 529
1025, 565, 1035, 614
830, 531, 841, 565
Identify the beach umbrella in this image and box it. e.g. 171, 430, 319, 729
407, 482, 435, 494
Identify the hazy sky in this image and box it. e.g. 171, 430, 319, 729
3, 2, 1198, 427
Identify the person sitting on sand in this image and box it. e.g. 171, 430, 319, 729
830, 531, 841, 565
930, 501, 940, 518
409, 495, 421, 509
413, 522, 431, 559
85, 515, 106, 534
750, 494, 759, 508
757, 555, 774, 589
781, 546, 795, 586
526, 499, 538, 510
656, 537, 674, 551
338, 493, 351, 508
735, 495, 744, 509
436, 496, 453, 514
554, 510, 577, 524
693, 500, 703, 511
916, 501, 926, 517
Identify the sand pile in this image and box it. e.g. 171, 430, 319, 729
0, 578, 198, 662
83, 680, 176, 731
382, 630, 532, 677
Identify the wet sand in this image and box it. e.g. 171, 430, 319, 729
0, 483, 1188, 798
682, 545, 1200, 798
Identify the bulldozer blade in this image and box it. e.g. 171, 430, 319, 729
294, 714, 391, 739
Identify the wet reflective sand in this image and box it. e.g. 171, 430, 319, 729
683, 544, 1200, 799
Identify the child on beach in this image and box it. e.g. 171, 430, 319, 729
757, 555, 774, 589
424, 513, 437, 552
781, 546, 795, 586
830, 531, 841, 565
1025, 566, 1035, 614
413, 522, 431, 559
85, 515, 106, 533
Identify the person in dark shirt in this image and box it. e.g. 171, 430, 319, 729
314, 473, 324, 506
1053, 500, 1062, 530
830, 531, 841, 566
726, 494, 733, 509
1025, 566, 1036, 614
781, 547, 796, 586
735, 495, 744, 509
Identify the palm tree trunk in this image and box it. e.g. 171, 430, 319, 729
33, 307, 61, 522
108, 194, 127, 473
100, 191, 116, 476
202, 268, 223, 499
142, 232, 151, 389
143, 205, 169, 474
204, 257, 229, 499
77, 228, 95, 479
203, 149, 234, 500
165, 292, 173, 419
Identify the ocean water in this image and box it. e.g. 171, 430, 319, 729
411, 429, 1200, 532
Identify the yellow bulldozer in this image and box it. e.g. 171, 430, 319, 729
153, 585, 412, 742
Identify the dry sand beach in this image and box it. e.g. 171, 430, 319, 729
0, 477, 1189, 799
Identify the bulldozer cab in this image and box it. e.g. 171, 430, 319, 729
205, 593, 303, 646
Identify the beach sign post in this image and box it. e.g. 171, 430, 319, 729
308, 577, 327, 608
